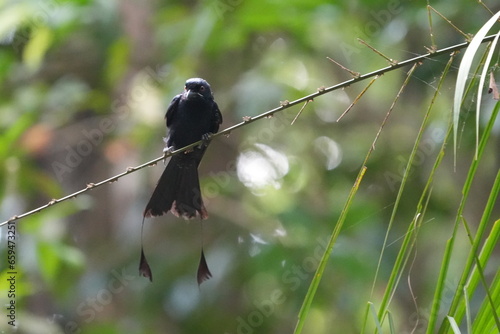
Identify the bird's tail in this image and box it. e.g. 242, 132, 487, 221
140, 151, 210, 283
143, 153, 208, 219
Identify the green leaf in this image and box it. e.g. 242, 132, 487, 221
0, 3, 30, 40
475, 31, 500, 159
105, 37, 131, 86
23, 26, 54, 71
447, 316, 462, 334
37, 241, 61, 284
37, 241, 85, 285
453, 11, 500, 163
436, 101, 500, 333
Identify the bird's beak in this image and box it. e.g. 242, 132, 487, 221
184, 89, 203, 100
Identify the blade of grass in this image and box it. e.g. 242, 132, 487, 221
387, 311, 396, 334
293, 166, 367, 334
361, 302, 374, 334
476, 32, 500, 159
447, 316, 462, 334
463, 285, 471, 334
371, 303, 384, 334
375, 212, 420, 329
435, 101, 500, 333
472, 264, 500, 333
373, 57, 454, 325
462, 218, 500, 332
453, 11, 500, 164
368, 63, 420, 303
435, 216, 500, 333
295, 63, 419, 334
467, 217, 500, 331
427, 238, 455, 334
459, 174, 500, 331
388, 116, 452, 334
456, 41, 492, 153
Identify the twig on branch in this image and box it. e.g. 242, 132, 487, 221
0, 34, 497, 227
358, 38, 398, 66
291, 99, 312, 125
477, 1, 494, 15
326, 57, 360, 78
426, 4, 438, 53
372, 63, 419, 151
337, 76, 379, 122
427, 5, 474, 42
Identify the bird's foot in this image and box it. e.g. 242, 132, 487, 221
163, 146, 174, 164
199, 133, 213, 148
163, 146, 174, 154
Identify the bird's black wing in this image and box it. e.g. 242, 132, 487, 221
165, 94, 182, 128
210, 102, 223, 133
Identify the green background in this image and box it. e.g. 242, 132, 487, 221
0, 0, 498, 333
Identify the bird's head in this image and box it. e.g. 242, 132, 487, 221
183, 78, 213, 100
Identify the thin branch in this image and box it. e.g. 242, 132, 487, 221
291, 99, 312, 125
426, 3, 437, 53
477, 1, 494, 15
372, 63, 418, 151
326, 56, 361, 78
0, 34, 498, 227
358, 38, 398, 65
337, 76, 379, 122
428, 5, 473, 42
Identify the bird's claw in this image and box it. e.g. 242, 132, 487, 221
202, 133, 213, 141
163, 146, 174, 154
199, 133, 213, 148
163, 146, 174, 164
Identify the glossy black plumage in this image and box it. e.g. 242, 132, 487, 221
144, 78, 222, 218
139, 78, 222, 283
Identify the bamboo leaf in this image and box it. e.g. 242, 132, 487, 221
437, 101, 500, 333
472, 265, 500, 333
453, 11, 500, 163
23, 26, 54, 71
293, 167, 366, 334
476, 31, 500, 159
447, 316, 461, 334
376, 57, 453, 326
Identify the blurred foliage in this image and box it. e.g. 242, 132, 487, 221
0, 0, 499, 333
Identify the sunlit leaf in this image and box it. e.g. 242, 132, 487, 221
105, 37, 131, 86
476, 31, 500, 158
37, 241, 85, 285
447, 316, 462, 334
0, 3, 30, 41
37, 241, 61, 284
453, 11, 500, 162
23, 26, 54, 71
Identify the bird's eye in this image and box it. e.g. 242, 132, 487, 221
200, 86, 205, 91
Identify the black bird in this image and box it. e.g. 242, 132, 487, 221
139, 78, 223, 284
